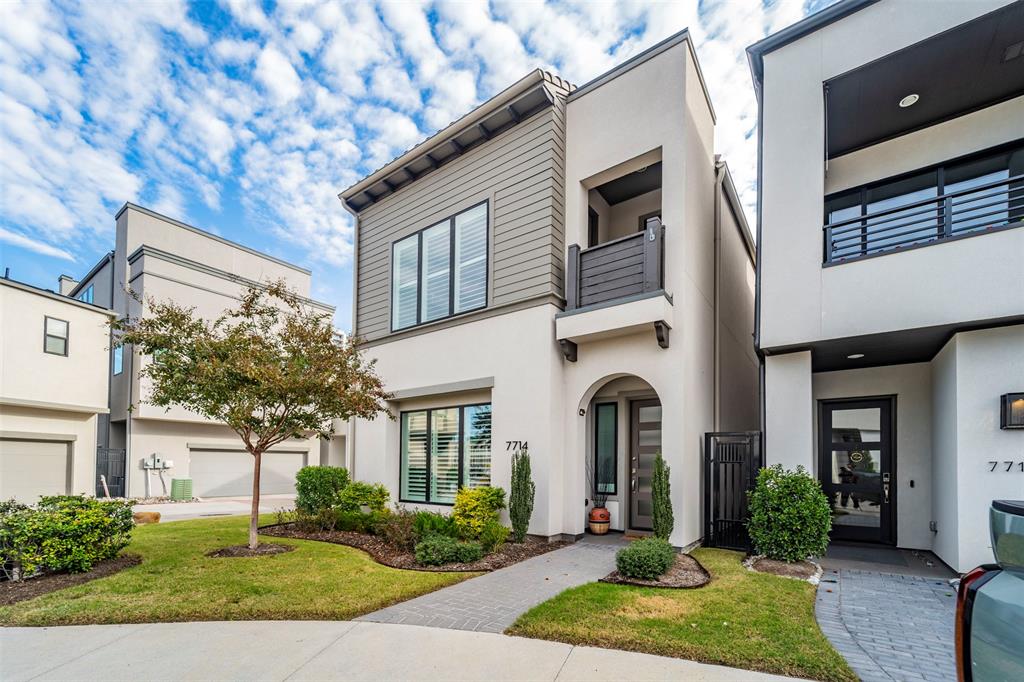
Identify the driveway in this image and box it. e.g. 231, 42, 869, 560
132, 494, 295, 521
1, 621, 800, 681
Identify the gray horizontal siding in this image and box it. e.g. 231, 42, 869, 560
355, 88, 568, 341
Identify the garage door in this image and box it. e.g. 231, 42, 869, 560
0, 439, 70, 503
189, 449, 306, 498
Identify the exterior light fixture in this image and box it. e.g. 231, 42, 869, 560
899, 93, 920, 108
847, 353, 865, 359
1001, 393, 1024, 430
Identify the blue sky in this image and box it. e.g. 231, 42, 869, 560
0, 0, 830, 330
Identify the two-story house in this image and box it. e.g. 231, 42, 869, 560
749, 0, 1024, 571
64, 203, 341, 499
340, 31, 758, 547
0, 277, 114, 502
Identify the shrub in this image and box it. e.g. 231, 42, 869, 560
748, 464, 832, 562
453, 486, 506, 538
478, 519, 510, 553
509, 448, 535, 543
413, 511, 458, 540
0, 495, 134, 580
337, 481, 390, 513
375, 509, 418, 550
414, 535, 484, 566
294, 506, 338, 532
334, 510, 378, 534
651, 452, 673, 541
295, 466, 350, 514
615, 537, 676, 580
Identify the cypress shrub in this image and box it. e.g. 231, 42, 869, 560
651, 452, 673, 540
509, 448, 535, 542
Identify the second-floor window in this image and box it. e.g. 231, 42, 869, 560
44, 316, 69, 356
391, 202, 488, 331
77, 285, 94, 304
113, 345, 124, 375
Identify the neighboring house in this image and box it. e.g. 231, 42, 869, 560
0, 277, 114, 503
63, 203, 341, 499
340, 32, 758, 547
749, 0, 1024, 572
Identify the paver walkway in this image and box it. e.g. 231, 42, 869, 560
815, 568, 958, 682
358, 539, 621, 633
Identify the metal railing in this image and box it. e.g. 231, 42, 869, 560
824, 173, 1024, 264
565, 217, 664, 310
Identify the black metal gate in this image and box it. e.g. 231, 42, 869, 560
96, 448, 126, 498
704, 432, 762, 551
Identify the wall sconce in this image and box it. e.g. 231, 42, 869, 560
1001, 393, 1024, 430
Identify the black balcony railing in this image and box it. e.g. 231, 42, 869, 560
566, 218, 664, 310
824, 173, 1024, 264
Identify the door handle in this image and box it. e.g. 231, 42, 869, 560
883, 483, 890, 503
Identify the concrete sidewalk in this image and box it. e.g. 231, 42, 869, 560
1, 621, 799, 681
132, 494, 295, 522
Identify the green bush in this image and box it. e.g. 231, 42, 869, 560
414, 535, 484, 566
337, 481, 390, 513
0, 495, 134, 579
413, 511, 458, 540
452, 486, 505, 538
748, 464, 832, 562
509, 448, 535, 543
615, 537, 676, 580
375, 509, 418, 550
478, 519, 510, 553
295, 466, 350, 514
651, 452, 673, 541
334, 510, 378, 534
294, 507, 337, 532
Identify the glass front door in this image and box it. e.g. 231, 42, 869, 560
629, 399, 661, 531
819, 398, 895, 544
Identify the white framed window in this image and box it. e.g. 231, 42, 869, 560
44, 316, 69, 356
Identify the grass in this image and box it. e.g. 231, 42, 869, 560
507, 548, 856, 682
0, 515, 473, 627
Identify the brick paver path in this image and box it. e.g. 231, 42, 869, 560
816, 568, 957, 682
357, 541, 619, 633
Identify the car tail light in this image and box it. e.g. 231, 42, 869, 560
955, 565, 1000, 682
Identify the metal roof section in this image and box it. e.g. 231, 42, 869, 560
340, 70, 575, 213
0, 276, 117, 316
114, 202, 312, 275
746, 0, 878, 90
568, 29, 717, 124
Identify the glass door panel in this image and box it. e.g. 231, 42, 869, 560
630, 399, 661, 531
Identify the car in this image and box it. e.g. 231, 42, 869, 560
955, 500, 1024, 682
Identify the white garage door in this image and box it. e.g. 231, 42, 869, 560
189, 449, 306, 498
0, 439, 70, 503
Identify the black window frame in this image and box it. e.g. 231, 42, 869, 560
43, 315, 69, 357
390, 200, 489, 333
77, 284, 94, 304
593, 401, 618, 496
399, 401, 492, 506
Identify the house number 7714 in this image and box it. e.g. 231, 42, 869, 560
506, 441, 528, 451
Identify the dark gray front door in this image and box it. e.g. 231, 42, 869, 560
629, 399, 662, 530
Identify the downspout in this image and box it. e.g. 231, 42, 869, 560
713, 157, 725, 432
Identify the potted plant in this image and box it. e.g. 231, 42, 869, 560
586, 452, 610, 535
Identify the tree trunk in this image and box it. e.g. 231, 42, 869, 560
249, 450, 262, 550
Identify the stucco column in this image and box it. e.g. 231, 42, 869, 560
764, 351, 814, 471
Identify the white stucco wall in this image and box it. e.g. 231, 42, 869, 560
764, 351, 814, 471
930, 337, 960, 567
0, 406, 99, 497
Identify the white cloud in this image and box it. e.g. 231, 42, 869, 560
213, 39, 259, 64
255, 46, 302, 104
0, 227, 75, 261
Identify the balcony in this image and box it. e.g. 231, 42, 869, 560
824, 173, 1024, 265
556, 218, 671, 360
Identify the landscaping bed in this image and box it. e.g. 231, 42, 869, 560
600, 553, 709, 589
748, 556, 820, 581
261, 522, 567, 571
0, 555, 142, 606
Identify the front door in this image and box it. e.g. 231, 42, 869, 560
629, 399, 662, 530
819, 398, 896, 544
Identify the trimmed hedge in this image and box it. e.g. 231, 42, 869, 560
295, 466, 350, 514
453, 486, 505, 538
615, 537, 676, 580
337, 481, 390, 513
748, 464, 831, 562
414, 534, 484, 566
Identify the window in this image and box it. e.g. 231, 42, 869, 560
391, 202, 488, 331
594, 403, 617, 495
44, 316, 68, 356
113, 345, 124, 375
400, 403, 492, 504
77, 285, 94, 304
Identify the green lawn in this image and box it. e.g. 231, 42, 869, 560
507, 548, 856, 682
0, 515, 472, 627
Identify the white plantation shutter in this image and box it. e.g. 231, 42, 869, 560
454, 204, 487, 313
462, 404, 491, 488
392, 236, 419, 330
420, 221, 451, 322
401, 411, 428, 502
429, 408, 460, 504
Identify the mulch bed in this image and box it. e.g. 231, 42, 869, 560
206, 543, 296, 558
749, 557, 819, 580
0, 555, 142, 606
600, 553, 710, 589
260, 523, 568, 572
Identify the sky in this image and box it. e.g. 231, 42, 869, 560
0, 0, 834, 330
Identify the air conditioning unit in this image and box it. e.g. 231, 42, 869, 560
170, 478, 193, 501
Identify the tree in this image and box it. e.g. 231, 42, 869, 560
509, 447, 535, 542
114, 281, 390, 550
651, 452, 673, 540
